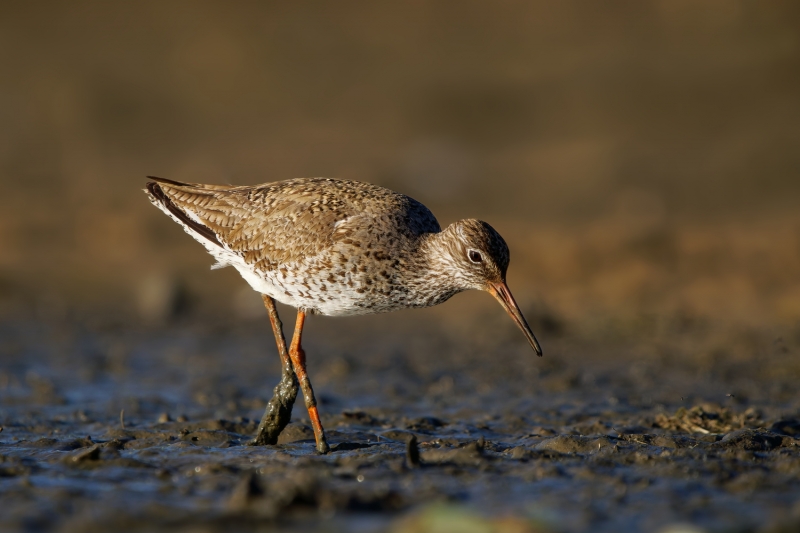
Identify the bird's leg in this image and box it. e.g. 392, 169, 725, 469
251, 295, 299, 445
289, 310, 330, 454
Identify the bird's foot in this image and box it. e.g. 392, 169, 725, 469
316, 435, 330, 454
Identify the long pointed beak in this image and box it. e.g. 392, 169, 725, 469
487, 281, 543, 356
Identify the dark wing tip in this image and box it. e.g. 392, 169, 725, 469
146, 175, 191, 187
145, 180, 222, 247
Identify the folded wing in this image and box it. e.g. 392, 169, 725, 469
144, 177, 359, 273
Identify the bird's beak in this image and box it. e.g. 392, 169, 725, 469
487, 281, 543, 356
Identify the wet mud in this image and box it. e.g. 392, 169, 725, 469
1, 311, 800, 533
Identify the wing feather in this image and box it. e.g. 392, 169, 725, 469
145, 177, 366, 273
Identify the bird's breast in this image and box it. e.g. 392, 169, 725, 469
247, 237, 456, 316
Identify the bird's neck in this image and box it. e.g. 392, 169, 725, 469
412, 228, 464, 293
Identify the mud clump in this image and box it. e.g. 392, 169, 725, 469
654, 404, 763, 434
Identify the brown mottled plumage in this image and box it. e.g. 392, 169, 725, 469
144, 176, 541, 453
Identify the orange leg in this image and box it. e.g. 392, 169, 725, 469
252, 295, 298, 445
289, 310, 330, 454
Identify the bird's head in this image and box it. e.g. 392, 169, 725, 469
436, 219, 543, 356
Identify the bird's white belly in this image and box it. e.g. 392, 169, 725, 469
196, 234, 380, 316
233, 259, 371, 317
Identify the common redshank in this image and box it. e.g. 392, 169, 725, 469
145, 177, 542, 453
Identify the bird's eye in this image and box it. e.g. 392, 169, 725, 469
468, 249, 483, 263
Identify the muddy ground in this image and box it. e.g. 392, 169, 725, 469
1, 304, 799, 533
2, 3, 800, 532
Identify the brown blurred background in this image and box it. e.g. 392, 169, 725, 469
1, 1, 799, 337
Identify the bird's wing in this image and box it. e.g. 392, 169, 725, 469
145, 177, 365, 272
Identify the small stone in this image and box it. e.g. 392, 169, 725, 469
405, 435, 420, 468
68, 445, 101, 464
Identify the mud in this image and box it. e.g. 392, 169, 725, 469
1, 310, 800, 533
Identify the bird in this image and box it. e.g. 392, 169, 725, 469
144, 176, 542, 453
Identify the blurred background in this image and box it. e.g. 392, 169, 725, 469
1, 0, 799, 340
